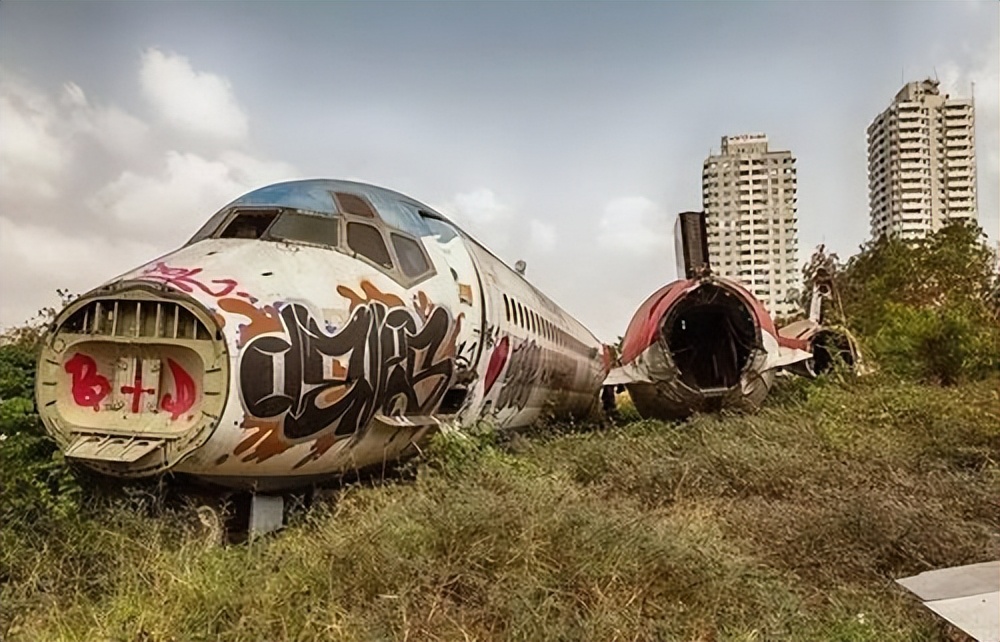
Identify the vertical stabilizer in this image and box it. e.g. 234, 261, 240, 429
674, 211, 711, 279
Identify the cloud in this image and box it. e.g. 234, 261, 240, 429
218, 150, 299, 186
447, 188, 510, 226
0, 73, 69, 199
0, 50, 298, 329
90, 150, 298, 245
0, 216, 159, 327
444, 188, 516, 252
62, 82, 149, 157
528, 219, 557, 252
140, 48, 249, 141
597, 196, 673, 255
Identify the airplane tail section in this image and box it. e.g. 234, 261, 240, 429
779, 248, 865, 377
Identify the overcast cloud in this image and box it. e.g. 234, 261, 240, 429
1, 2, 997, 340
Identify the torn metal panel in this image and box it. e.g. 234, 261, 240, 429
897, 561, 1000, 642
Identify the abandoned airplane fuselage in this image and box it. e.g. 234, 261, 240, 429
36, 180, 608, 490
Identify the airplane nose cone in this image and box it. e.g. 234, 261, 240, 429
35, 282, 230, 477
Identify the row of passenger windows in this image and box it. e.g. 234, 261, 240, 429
502, 293, 592, 358
216, 208, 432, 281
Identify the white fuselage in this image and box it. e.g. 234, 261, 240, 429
37, 181, 607, 490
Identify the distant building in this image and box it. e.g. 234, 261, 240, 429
702, 133, 799, 319
867, 79, 977, 241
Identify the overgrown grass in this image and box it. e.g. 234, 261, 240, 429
3, 376, 997, 641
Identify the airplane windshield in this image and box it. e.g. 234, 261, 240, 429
217, 209, 338, 248
185, 180, 438, 285
268, 211, 339, 246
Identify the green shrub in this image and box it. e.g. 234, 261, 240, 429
873, 302, 999, 384
812, 221, 999, 384
0, 329, 84, 532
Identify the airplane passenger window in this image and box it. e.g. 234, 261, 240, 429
347, 222, 393, 268
268, 212, 339, 246
503, 294, 511, 322
219, 210, 279, 239
391, 233, 430, 278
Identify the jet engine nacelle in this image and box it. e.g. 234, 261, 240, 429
607, 276, 812, 420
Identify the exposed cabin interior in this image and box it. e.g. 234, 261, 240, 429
662, 284, 758, 391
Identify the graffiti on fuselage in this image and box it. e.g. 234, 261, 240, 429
137, 262, 256, 302
495, 340, 545, 413
228, 281, 461, 466
482, 334, 585, 419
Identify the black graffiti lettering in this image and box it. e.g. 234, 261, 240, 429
240, 300, 456, 443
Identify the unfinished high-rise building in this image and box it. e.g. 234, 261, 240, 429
702, 133, 799, 319
867, 79, 977, 241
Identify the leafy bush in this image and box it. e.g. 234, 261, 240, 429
812, 221, 999, 384
0, 333, 84, 532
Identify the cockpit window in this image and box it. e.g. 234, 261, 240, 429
391, 233, 431, 278
219, 210, 279, 239
189, 181, 442, 286
268, 212, 339, 246
334, 192, 377, 218
347, 222, 393, 268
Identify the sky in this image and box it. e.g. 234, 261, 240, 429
1, 1, 997, 341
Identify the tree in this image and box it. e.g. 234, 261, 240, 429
824, 221, 999, 384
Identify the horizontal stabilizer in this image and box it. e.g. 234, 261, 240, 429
778, 318, 820, 342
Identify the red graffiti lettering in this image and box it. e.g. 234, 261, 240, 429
484, 336, 510, 395
139, 263, 239, 298
120, 366, 156, 414
65, 353, 111, 410
160, 358, 196, 421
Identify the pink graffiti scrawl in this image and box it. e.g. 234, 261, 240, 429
138, 263, 239, 298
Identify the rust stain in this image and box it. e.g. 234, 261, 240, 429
310, 432, 341, 458
414, 376, 445, 410
235, 417, 291, 463
438, 312, 463, 361
337, 279, 404, 311
316, 381, 353, 409
328, 359, 347, 380
218, 298, 282, 346
458, 283, 473, 305
414, 291, 433, 320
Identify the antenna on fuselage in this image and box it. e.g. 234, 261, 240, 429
515, 260, 527, 276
